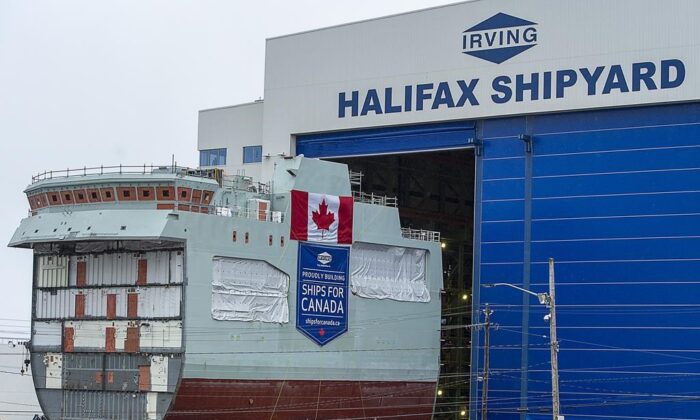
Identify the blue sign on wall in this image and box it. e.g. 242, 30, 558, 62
296, 243, 349, 346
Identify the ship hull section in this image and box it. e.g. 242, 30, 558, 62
167, 378, 436, 420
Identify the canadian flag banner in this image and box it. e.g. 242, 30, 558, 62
291, 190, 353, 244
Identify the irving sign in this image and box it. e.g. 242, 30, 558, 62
290, 190, 354, 244
462, 13, 538, 64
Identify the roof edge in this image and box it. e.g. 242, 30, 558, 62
199, 100, 264, 113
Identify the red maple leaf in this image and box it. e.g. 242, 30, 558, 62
319, 328, 325, 337
311, 199, 335, 232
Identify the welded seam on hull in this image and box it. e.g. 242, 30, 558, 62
269, 379, 285, 420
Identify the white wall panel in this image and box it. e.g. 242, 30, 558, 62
146, 392, 158, 420
37, 255, 69, 288
167, 251, 185, 285
67, 251, 183, 287
94, 253, 136, 286
66, 321, 115, 351
35, 287, 182, 320
68, 253, 136, 286
35, 289, 75, 319
140, 321, 183, 351
138, 287, 182, 318
150, 356, 169, 393
33, 321, 62, 347
198, 101, 264, 180
43, 353, 63, 389
65, 320, 181, 352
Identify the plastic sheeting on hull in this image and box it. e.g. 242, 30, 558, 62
166, 379, 436, 419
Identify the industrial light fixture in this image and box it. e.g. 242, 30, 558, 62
460, 409, 467, 417
437, 389, 443, 396
462, 293, 469, 301
441, 242, 446, 249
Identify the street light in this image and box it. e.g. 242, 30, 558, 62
481, 258, 561, 420
482, 282, 550, 306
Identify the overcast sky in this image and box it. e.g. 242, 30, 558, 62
0, 0, 458, 336
0, 2, 458, 415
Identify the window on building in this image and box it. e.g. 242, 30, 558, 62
243, 145, 263, 164
199, 148, 227, 166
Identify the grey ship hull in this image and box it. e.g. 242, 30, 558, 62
10, 158, 443, 419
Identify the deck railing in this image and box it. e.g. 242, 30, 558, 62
31, 164, 209, 184
214, 205, 285, 223
401, 227, 441, 242
29, 199, 287, 224
353, 191, 398, 207
221, 175, 271, 194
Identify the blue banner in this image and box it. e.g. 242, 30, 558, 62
296, 243, 349, 346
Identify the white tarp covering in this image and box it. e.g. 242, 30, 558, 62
350, 242, 429, 302
211, 257, 289, 323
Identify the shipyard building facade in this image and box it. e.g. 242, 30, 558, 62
198, 1, 700, 418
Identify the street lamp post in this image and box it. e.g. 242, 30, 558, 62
547, 258, 561, 419
482, 258, 561, 420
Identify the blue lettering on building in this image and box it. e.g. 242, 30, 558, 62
296, 243, 349, 346
337, 59, 686, 118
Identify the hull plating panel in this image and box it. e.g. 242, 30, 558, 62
166, 378, 436, 420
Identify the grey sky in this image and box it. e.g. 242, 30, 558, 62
0, 0, 457, 335
0, 2, 458, 415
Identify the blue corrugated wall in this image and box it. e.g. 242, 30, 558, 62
474, 102, 700, 419
295, 101, 700, 418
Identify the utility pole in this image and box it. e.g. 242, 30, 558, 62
481, 258, 562, 419
548, 258, 561, 420
480, 304, 493, 420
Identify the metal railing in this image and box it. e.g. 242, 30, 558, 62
31, 164, 212, 184
352, 191, 398, 207
401, 227, 441, 242
30, 199, 286, 224
221, 175, 271, 195
214, 205, 285, 223
349, 170, 363, 188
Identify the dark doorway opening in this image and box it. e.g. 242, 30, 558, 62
332, 148, 475, 419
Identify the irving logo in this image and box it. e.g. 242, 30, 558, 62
317, 252, 332, 265
462, 13, 538, 64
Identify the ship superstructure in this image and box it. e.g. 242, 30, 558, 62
10, 157, 443, 419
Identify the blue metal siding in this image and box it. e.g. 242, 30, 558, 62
296, 121, 475, 158
477, 133, 531, 418
295, 101, 700, 419
476, 102, 700, 419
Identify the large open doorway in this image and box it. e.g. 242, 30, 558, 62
331, 149, 476, 419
